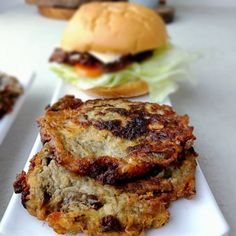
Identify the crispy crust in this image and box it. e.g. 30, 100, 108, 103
14, 144, 196, 235
38, 96, 195, 184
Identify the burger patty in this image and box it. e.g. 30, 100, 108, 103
38, 96, 195, 184
49, 48, 153, 73
13, 144, 196, 235
27, 0, 128, 8
0, 72, 23, 119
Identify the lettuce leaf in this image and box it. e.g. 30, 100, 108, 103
51, 44, 196, 102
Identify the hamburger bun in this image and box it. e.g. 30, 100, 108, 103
61, 2, 168, 54
84, 80, 148, 98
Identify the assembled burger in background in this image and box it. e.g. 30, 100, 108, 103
50, 2, 194, 101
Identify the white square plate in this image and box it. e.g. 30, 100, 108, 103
0, 81, 230, 236
0, 67, 34, 145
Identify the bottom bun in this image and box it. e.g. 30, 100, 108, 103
83, 80, 148, 98
37, 6, 76, 20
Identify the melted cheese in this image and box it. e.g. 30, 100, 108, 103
89, 51, 121, 64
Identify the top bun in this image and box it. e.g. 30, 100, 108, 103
61, 2, 168, 54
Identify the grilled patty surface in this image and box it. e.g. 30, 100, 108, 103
14, 144, 196, 236
38, 96, 195, 184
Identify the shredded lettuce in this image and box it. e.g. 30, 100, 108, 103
51, 44, 196, 102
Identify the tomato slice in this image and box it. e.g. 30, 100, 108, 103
74, 63, 103, 78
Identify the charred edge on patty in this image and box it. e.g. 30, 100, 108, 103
100, 215, 124, 232
46, 95, 83, 112
49, 48, 153, 73
54, 150, 194, 185
13, 171, 30, 208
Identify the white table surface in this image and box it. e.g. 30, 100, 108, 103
0, 3, 235, 236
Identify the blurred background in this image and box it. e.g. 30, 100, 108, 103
0, 0, 22, 13
1, 0, 236, 13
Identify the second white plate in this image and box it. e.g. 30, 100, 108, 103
0, 68, 34, 145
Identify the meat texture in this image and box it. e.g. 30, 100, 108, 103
38, 96, 195, 184
14, 144, 197, 235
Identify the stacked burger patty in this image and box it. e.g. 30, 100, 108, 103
14, 96, 197, 235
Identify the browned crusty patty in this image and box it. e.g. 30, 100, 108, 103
38, 96, 195, 184
0, 72, 23, 119
14, 144, 196, 236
